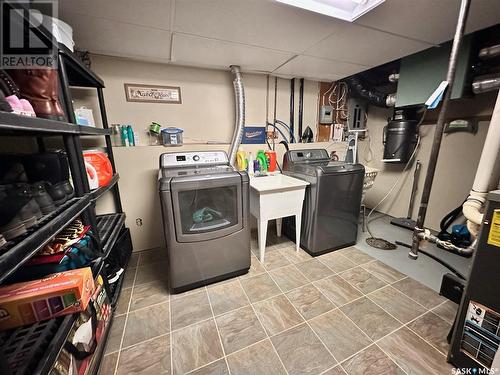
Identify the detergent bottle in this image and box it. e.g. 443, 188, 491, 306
236, 148, 247, 171
256, 150, 268, 173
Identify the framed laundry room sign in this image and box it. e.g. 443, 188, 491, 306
124, 83, 182, 104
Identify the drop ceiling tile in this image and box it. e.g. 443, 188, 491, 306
355, 0, 500, 45
58, 0, 172, 30
171, 33, 294, 73
274, 55, 368, 81
64, 13, 171, 61
304, 23, 432, 67
173, 0, 345, 53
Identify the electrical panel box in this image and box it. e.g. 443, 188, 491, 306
319, 105, 333, 124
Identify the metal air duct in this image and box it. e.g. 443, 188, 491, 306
228, 65, 245, 166
472, 75, 500, 94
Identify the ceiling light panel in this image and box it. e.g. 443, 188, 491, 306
275, 0, 385, 22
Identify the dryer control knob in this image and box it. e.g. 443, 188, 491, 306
193, 155, 200, 161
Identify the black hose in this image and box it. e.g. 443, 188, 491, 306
345, 76, 388, 107
438, 200, 466, 239
279, 140, 289, 151
395, 241, 467, 280
266, 122, 295, 144
270, 120, 297, 143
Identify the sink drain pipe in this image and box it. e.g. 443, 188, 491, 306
409, 0, 471, 260
228, 65, 246, 167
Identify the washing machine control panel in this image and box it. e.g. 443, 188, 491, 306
289, 149, 329, 163
160, 151, 228, 168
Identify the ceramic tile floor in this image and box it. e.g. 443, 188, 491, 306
99, 228, 459, 375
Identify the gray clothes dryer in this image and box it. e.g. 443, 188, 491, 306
158, 151, 250, 293
282, 149, 364, 256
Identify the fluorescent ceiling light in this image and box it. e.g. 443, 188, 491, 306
276, 0, 385, 22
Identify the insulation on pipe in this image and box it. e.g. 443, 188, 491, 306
228, 65, 245, 167
345, 76, 395, 107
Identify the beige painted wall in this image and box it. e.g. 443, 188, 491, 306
74, 55, 320, 145
83, 54, 341, 251
361, 92, 496, 231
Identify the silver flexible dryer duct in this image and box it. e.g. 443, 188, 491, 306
228, 65, 245, 167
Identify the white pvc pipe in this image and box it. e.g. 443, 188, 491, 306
471, 91, 500, 193
463, 90, 500, 236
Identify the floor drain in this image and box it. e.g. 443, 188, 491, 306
366, 237, 397, 250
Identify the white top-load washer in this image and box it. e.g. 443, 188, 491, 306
158, 151, 250, 293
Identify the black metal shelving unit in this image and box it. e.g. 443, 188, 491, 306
97, 213, 126, 258
0, 196, 91, 284
0, 5, 131, 374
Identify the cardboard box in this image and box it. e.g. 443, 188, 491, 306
0, 268, 94, 330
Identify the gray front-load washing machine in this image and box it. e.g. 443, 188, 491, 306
159, 151, 250, 293
282, 149, 364, 256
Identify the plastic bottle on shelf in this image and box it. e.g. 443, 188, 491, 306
127, 125, 135, 146
236, 148, 247, 171
248, 152, 254, 177
120, 125, 129, 146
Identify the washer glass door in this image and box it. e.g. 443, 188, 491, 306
171, 173, 243, 242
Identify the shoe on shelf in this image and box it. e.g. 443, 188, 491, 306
6, 68, 66, 121
20, 98, 36, 117
0, 188, 38, 240
5, 95, 23, 113
23, 151, 73, 204
30, 182, 56, 214
3, 184, 43, 221
0, 155, 28, 183
41, 181, 67, 207
0, 91, 13, 113
4, 95, 36, 117
106, 266, 124, 284
56, 151, 74, 200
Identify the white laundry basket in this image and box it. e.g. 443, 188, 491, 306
362, 166, 379, 203
361, 166, 379, 231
